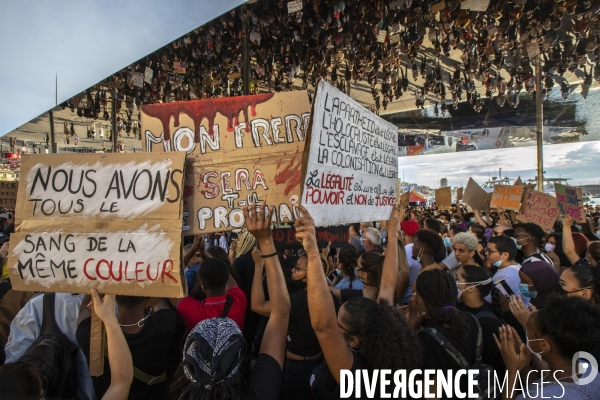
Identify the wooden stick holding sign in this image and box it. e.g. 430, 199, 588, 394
89, 304, 106, 376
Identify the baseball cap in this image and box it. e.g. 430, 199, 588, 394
400, 220, 421, 236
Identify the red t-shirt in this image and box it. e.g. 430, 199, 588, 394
177, 286, 247, 333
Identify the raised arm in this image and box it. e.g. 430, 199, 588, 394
91, 290, 133, 400
378, 210, 399, 304
295, 205, 353, 384
244, 204, 290, 369
183, 235, 202, 268
561, 216, 580, 265
250, 247, 271, 316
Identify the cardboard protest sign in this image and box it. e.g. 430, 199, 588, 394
457, 187, 464, 201
8, 153, 186, 297
490, 185, 524, 211
435, 187, 452, 209
555, 184, 585, 223
517, 189, 559, 233
514, 177, 523, 186
377, 31, 387, 43
0, 181, 18, 206
301, 80, 398, 226
390, 34, 401, 45
287, 0, 302, 13
132, 72, 144, 88
141, 91, 311, 234
272, 224, 349, 249
463, 178, 488, 210
144, 67, 153, 84
399, 191, 410, 209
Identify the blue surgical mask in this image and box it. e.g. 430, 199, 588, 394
518, 283, 537, 298
596, 230, 600, 240
512, 237, 522, 250
359, 229, 363, 236
470, 218, 476, 223
415, 247, 423, 263
492, 255, 504, 268
444, 237, 452, 249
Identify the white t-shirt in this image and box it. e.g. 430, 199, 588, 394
489, 263, 530, 307
403, 243, 422, 304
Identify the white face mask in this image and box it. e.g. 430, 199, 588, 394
544, 243, 556, 252
456, 278, 492, 299
526, 331, 545, 356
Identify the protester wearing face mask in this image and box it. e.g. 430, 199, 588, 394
543, 235, 562, 274
495, 297, 600, 400
455, 265, 505, 375
513, 223, 554, 266
360, 227, 382, 253
332, 245, 363, 290
485, 236, 530, 307
330, 251, 383, 304
413, 229, 447, 275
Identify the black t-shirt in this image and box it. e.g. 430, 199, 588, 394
340, 289, 363, 303
456, 302, 505, 374
287, 290, 340, 357
312, 350, 371, 400
244, 353, 284, 400
419, 311, 479, 399
76, 309, 177, 400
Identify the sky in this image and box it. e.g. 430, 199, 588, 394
0, 0, 244, 136
398, 141, 600, 188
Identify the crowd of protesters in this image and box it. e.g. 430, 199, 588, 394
0, 195, 600, 399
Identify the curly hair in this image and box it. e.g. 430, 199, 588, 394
572, 233, 590, 258
416, 269, 470, 338
459, 265, 504, 320
453, 232, 479, 252
588, 242, 600, 266
414, 229, 446, 263
341, 297, 422, 371
339, 245, 359, 282
535, 296, 600, 359
514, 223, 546, 246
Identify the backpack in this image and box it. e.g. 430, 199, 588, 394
423, 315, 493, 400
19, 293, 79, 400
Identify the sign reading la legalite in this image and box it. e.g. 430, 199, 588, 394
8, 153, 186, 298
301, 80, 398, 226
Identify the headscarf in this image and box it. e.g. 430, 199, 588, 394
183, 318, 246, 392
234, 228, 256, 259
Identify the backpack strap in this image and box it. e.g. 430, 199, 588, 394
102, 334, 166, 385
423, 327, 470, 369
41, 292, 57, 335
0, 280, 12, 301
220, 295, 234, 318
474, 311, 500, 322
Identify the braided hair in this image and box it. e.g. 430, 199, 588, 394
358, 251, 384, 289
416, 269, 470, 338
339, 245, 360, 283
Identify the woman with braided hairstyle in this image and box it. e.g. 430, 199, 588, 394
409, 268, 480, 398
332, 245, 364, 290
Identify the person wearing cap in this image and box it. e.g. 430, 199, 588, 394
169, 204, 290, 400
400, 219, 422, 304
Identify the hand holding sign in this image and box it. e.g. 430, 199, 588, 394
244, 204, 275, 242
293, 205, 318, 253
